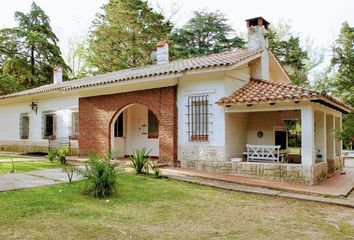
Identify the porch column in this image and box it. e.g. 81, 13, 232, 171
335, 116, 342, 156
326, 114, 335, 161
301, 105, 315, 166
314, 111, 326, 161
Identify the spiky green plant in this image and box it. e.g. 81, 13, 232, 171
130, 148, 151, 174
149, 160, 162, 178
57, 145, 71, 165
47, 150, 57, 162
80, 153, 118, 198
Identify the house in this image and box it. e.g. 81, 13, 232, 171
0, 17, 352, 185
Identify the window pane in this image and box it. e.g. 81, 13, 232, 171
45, 115, 54, 137
114, 114, 123, 138
20, 115, 29, 139
71, 112, 79, 139
148, 110, 159, 138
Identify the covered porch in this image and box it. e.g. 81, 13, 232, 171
222, 102, 343, 184
215, 79, 351, 185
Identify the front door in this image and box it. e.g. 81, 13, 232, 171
114, 113, 125, 158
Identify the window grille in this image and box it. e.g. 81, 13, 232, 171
20, 114, 29, 139
148, 110, 159, 138
187, 95, 210, 142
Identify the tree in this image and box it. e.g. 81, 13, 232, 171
88, 0, 173, 73
329, 22, 353, 149
268, 22, 311, 85
0, 2, 68, 94
171, 11, 245, 59
66, 36, 90, 79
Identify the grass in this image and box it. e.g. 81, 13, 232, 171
0, 161, 60, 174
288, 147, 301, 154
0, 154, 28, 160
0, 173, 354, 239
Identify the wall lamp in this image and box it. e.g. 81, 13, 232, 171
29, 101, 38, 114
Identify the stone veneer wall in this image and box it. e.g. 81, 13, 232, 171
0, 140, 79, 155
178, 145, 225, 162
334, 156, 344, 172
181, 160, 328, 185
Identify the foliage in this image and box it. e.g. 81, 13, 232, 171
66, 36, 91, 79
0, 2, 69, 94
80, 153, 118, 198
171, 10, 245, 59
149, 160, 162, 178
268, 21, 317, 85
56, 145, 71, 165
130, 148, 151, 174
315, 22, 353, 148
8, 158, 16, 174
88, 0, 173, 73
284, 119, 301, 147
46, 150, 57, 162
62, 164, 76, 184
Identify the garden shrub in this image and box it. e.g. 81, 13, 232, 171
57, 145, 71, 165
130, 148, 151, 174
47, 150, 57, 162
80, 153, 118, 198
149, 160, 162, 178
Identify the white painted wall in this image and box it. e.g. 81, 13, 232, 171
124, 104, 159, 157
225, 112, 249, 160
0, 96, 78, 141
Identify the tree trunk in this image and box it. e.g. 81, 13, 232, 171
31, 45, 35, 75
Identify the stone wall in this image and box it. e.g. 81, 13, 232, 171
181, 160, 328, 185
0, 140, 79, 155
334, 156, 344, 172
178, 145, 225, 162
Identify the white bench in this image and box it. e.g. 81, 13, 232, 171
245, 144, 282, 162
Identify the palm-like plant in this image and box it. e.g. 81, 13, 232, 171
80, 153, 118, 198
130, 148, 151, 174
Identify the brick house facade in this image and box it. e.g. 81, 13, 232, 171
78, 86, 178, 165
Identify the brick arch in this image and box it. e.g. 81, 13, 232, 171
78, 86, 177, 165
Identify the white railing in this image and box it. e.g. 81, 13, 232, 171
246, 144, 281, 162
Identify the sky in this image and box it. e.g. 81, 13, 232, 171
0, 0, 353, 74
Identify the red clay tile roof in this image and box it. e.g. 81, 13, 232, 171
0, 49, 262, 100
217, 78, 353, 112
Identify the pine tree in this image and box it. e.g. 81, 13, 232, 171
0, 2, 68, 94
88, 0, 173, 73
171, 11, 245, 59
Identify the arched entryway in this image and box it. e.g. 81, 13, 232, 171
78, 86, 177, 165
110, 104, 160, 158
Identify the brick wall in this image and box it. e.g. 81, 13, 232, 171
78, 86, 177, 165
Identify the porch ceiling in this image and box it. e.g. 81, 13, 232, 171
217, 78, 353, 113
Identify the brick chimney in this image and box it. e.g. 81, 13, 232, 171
53, 66, 63, 84
156, 40, 169, 65
246, 17, 270, 80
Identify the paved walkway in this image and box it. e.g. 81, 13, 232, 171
162, 167, 354, 208
0, 168, 81, 192
162, 167, 354, 197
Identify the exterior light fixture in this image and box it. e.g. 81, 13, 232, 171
29, 101, 38, 114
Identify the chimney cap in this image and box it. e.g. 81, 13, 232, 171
246, 17, 270, 29
156, 40, 168, 48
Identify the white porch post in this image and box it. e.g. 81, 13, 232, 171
335, 116, 342, 156
301, 105, 315, 166
326, 114, 335, 161
315, 111, 326, 161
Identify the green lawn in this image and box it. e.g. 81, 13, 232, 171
0, 161, 60, 174
0, 173, 353, 239
0, 154, 28, 160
